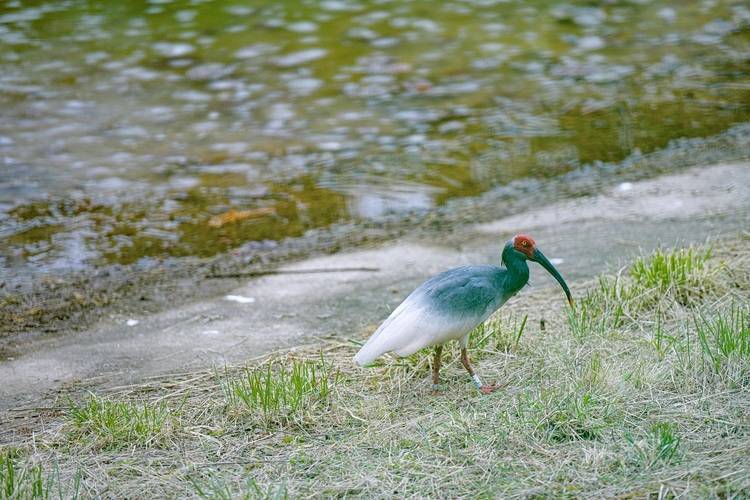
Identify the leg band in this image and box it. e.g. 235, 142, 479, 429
472, 374, 483, 389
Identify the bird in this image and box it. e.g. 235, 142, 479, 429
354, 234, 573, 394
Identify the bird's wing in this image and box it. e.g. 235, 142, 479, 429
423, 267, 504, 314
354, 266, 505, 366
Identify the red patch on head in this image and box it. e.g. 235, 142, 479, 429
513, 234, 536, 257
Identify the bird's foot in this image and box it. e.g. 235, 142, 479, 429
479, 383, 500, 395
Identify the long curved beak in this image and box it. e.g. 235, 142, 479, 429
531, 248, 573, 307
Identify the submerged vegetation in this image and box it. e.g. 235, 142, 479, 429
1, 240, 748, 497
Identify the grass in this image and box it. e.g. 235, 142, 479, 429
218, 356, 338, 426
1, 450, 48, 500
190, 473, 288, 500
626, 422, 682, 469
695, 303, 750, 383
568, 245, 720, 341
630, 247, 711, 292
512, 385, 619, 443
0, 450, 80, 500
472, 313, 528, 355
65, 394, 179, 451
1, 240, 749, 498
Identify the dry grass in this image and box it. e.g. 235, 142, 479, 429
1, 239, 749, 498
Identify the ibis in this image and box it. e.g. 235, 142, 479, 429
354, 234, 573, 394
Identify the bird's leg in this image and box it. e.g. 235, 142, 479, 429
459, 348, 482, 389
460, 348, 499, 395
431, 345, 443, 395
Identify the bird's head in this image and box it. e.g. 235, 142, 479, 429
511, 234, 573, 308
512, 234, 536, 259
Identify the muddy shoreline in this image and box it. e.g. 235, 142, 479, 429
2, 123, 749, 356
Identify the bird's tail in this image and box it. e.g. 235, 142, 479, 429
353, 321, 391, 367
353, 301, 425, 367
353, 349, 375, 367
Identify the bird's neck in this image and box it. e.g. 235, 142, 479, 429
501, 249, 529, 294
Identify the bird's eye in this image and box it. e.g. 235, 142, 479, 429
521, 241, 528, 246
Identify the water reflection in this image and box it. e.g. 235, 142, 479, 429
0, 0, 749, 284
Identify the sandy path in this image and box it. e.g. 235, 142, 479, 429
1, 162, 748, 409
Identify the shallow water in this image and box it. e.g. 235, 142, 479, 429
1, 0, 749, 284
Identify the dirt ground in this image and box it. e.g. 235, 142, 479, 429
1, 162, 749, 410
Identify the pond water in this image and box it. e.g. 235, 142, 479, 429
1, 0, 749, 284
